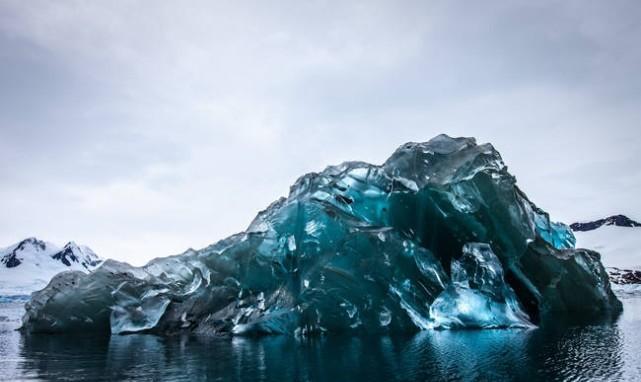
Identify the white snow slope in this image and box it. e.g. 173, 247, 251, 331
575, 226, 641, 270
0, 237, 102, 296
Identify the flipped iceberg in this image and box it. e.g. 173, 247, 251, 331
22, 135, 621, 335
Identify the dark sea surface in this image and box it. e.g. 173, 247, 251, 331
1, 292, 641, 381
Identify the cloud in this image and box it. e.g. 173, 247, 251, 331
0, 0, 640, 264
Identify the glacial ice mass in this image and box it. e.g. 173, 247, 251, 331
22, 135, 621, 335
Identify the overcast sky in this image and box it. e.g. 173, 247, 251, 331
1, 1, 640, 265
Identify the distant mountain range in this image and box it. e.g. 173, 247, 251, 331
570, 214, 641, 232
0, 237, 102, 296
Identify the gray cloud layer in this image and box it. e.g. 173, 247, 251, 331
1, 1, 640, 264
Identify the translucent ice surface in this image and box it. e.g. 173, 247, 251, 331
430, 243, 533, 329
21, 135, 621, 335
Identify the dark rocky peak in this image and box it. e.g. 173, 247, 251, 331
570, 215, 641, 232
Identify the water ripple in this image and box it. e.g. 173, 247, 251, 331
1, 296, 641, 381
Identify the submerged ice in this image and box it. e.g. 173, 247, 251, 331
22, 135, 621, 335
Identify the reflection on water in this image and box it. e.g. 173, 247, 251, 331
3, 296, 641, 381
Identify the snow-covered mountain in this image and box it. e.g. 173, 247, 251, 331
0, 237, 103, 296
573, 215, 641, 286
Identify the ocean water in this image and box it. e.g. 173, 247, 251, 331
2, 293, 641, 381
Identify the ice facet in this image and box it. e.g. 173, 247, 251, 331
21, 135, 621, 336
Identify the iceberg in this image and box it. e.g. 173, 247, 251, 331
21, 135, 621, 335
